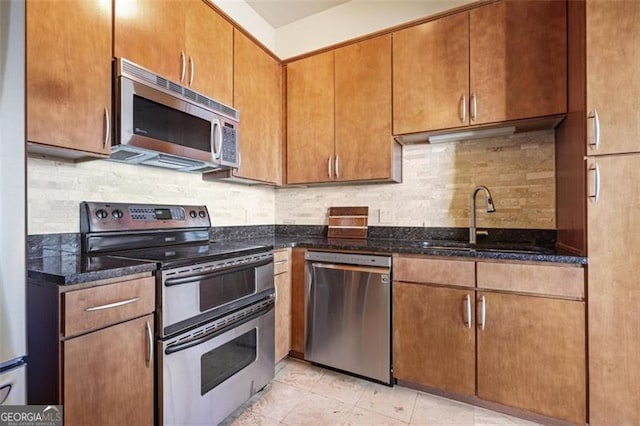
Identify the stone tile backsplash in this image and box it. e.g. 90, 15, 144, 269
28, 130, 555, 234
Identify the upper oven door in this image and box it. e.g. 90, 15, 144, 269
118, 76, 223, 165
161, 254, 274, 337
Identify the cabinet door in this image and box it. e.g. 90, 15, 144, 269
233, 31, 282, 184
335, 35, 392, 182
26, 0, 112, 155
393, 282, 475, 396
185, 1, 233, 104
63, 314, 154, 426
477, 292, 585, 424
290, 248, 306, 355
114, 0, 185, 83
587, 155, 640, 425
393, 12, 469, 134
286, 52, 335, 184
586, 0, 640, 155
275, 271, 292, 362
470, 0, 566, 125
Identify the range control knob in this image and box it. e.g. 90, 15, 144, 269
95, 209, 108, 219
112, 209, 123, 219
198, 211, 206, 218
189, 210, 198, 218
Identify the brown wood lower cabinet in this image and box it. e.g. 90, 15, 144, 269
63, 314, 154, 426
27, 274, 155, 424
393, 282, 475, 396
392, 255, 586, 424
289, 248, 306, 356
476, 292, 586, 424
274, 248, 292, 362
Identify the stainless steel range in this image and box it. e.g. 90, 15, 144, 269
80, 202, 275, 426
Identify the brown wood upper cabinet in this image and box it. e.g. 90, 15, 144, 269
393, 0, 567, 135
115, 0, 233, 104
287, 35, 400, 184
232, 30, 282, 184
26, 0, 112, 156
586, 0, 640, 156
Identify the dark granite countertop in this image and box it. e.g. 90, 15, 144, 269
27, 226, 586, 286
237, 236, 587, 265
27, 250, 157, 286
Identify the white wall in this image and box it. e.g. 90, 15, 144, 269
210, 0, 276, 50
275, 0, 471, 59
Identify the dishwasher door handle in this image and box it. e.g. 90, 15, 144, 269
311, 262, 390, 275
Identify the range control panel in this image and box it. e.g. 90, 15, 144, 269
81, 202, 210, 233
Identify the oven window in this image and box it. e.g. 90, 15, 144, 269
199, 268, 255, 312
133, 95, 211, 152
201, 329, 257, 395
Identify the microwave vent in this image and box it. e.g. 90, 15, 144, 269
168, 81, 182, 95
110, 150, 143, 162
184, 88, 197, 102
119, 58, 240, 121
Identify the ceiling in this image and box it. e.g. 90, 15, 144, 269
245, 0, 350, 28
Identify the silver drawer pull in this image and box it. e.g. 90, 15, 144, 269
85, 297, 140, 312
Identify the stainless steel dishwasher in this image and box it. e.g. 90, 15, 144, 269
304, 251, 392, 384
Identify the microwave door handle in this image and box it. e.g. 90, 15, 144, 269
211, 119, 223, 160
164, 257, 273, 287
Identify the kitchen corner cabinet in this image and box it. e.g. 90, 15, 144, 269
287, 35, 399, 184
392, 255, 586, 424
232, 30, 283, 184
27, 275, 155, 425
393, 0, 566, 135
586, 0, 640, 156
273, 249, 292, 361
587, 154, 640, 425
115, 0, 233, 104
26, 0, 112, 156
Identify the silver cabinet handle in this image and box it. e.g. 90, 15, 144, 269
459, 94, 466, 123
478, 295, 486, 331
327, 155, 333, 178
85, 296, 140, 312
189, 56, 195, 86
103, 107, 110, 149
335, 156, 340, 179
588, 110, 600, 151
589, 161, 601, 203
274, 282, 278, 303
463, 294, 472, 328
470, 92, 477, 122
180, 50, 186, 83
145, 321, 153, 367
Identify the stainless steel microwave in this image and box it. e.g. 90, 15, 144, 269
111, 58, 239, 173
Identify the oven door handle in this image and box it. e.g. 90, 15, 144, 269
164, 301, 274, 355
164, 258, 272, 287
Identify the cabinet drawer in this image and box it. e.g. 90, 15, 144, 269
477, 262, 584, 299
273, 249, 291, 275
63, 276, 155, 337
393, 256, 475, 287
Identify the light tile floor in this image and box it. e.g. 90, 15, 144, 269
222, 358, 540, 426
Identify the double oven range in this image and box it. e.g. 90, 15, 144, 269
80, 202, 275, 425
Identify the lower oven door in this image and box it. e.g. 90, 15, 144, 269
159, 303, 275, 426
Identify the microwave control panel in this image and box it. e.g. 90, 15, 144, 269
221, 123, 237, 164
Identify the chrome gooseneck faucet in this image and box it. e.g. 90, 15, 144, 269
469, 185, 496, 244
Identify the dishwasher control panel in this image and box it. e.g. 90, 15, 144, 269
305, 251, 391, 268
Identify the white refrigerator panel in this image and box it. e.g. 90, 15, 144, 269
0, 0, 26, 366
